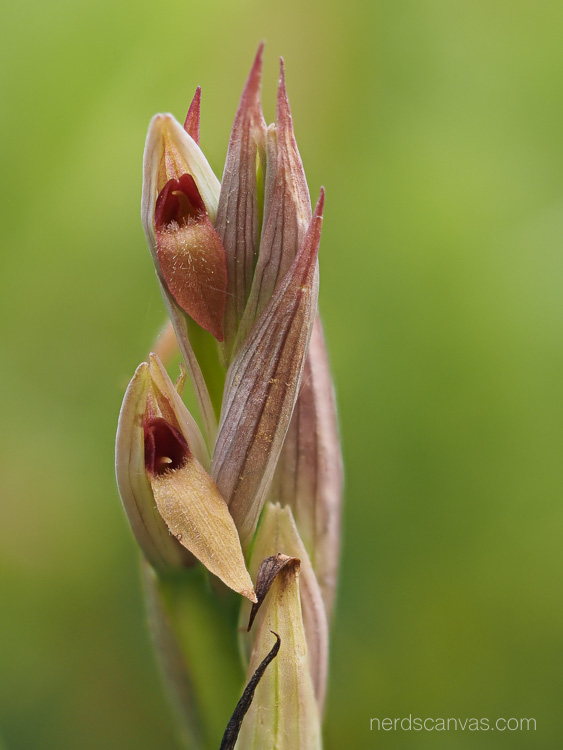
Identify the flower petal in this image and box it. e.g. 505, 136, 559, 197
235, 513, 322, 749
148, 453, 256, 602
147, 353, 209, 467
212, 191, 324, 547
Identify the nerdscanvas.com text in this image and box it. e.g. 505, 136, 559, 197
370, 715, 536, 732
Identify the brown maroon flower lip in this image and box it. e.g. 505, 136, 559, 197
153, 169, 228, 342
155, 173, 207, 229
144, 416, 191, 476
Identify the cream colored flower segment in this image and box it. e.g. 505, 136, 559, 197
116, 353, 256, 602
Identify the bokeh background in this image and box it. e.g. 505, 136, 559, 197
1, 1, 562, 748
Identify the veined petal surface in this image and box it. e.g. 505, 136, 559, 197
212, 191, 325, 547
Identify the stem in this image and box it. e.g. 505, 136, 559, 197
142, 560, 244, 750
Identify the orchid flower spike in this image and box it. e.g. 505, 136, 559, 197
116, 45, 342, 750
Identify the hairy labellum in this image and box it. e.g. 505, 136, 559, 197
155, 174, 227, 341
149, 454, 255, 603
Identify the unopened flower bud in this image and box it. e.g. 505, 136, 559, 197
235, 513, 322, 749
240, 502, 328, 711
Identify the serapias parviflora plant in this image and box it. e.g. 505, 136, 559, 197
115, 44, 343, 750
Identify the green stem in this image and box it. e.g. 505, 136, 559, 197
186, 318, 226, 423
142, 560, 244, 750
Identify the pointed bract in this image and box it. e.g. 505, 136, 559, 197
273, 317, 343, 617
212, 191, 325, 548
184, 86, 201, 143
236, 59, 312, 346
235, 514, 322, 750
215, 44, 267, 360
240, 503, 328, 711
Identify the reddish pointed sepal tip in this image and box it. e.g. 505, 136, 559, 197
279, 56, 286, 86
277, 57, 292, 127
184, 86, 201, 144
314, 187, 325, 217
144, 417, 191, 476
245, 42, 265, 97
228, 42, 265, 127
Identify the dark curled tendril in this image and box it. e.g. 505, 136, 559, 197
219, 632, 281, 750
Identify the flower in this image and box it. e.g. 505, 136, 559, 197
116, 353, 256, 601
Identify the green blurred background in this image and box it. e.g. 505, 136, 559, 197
1, 0, 562, 747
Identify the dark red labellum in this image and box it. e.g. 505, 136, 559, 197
144, 417, 191, 476
154, 172, 228, 341
155, 173, 207, 230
